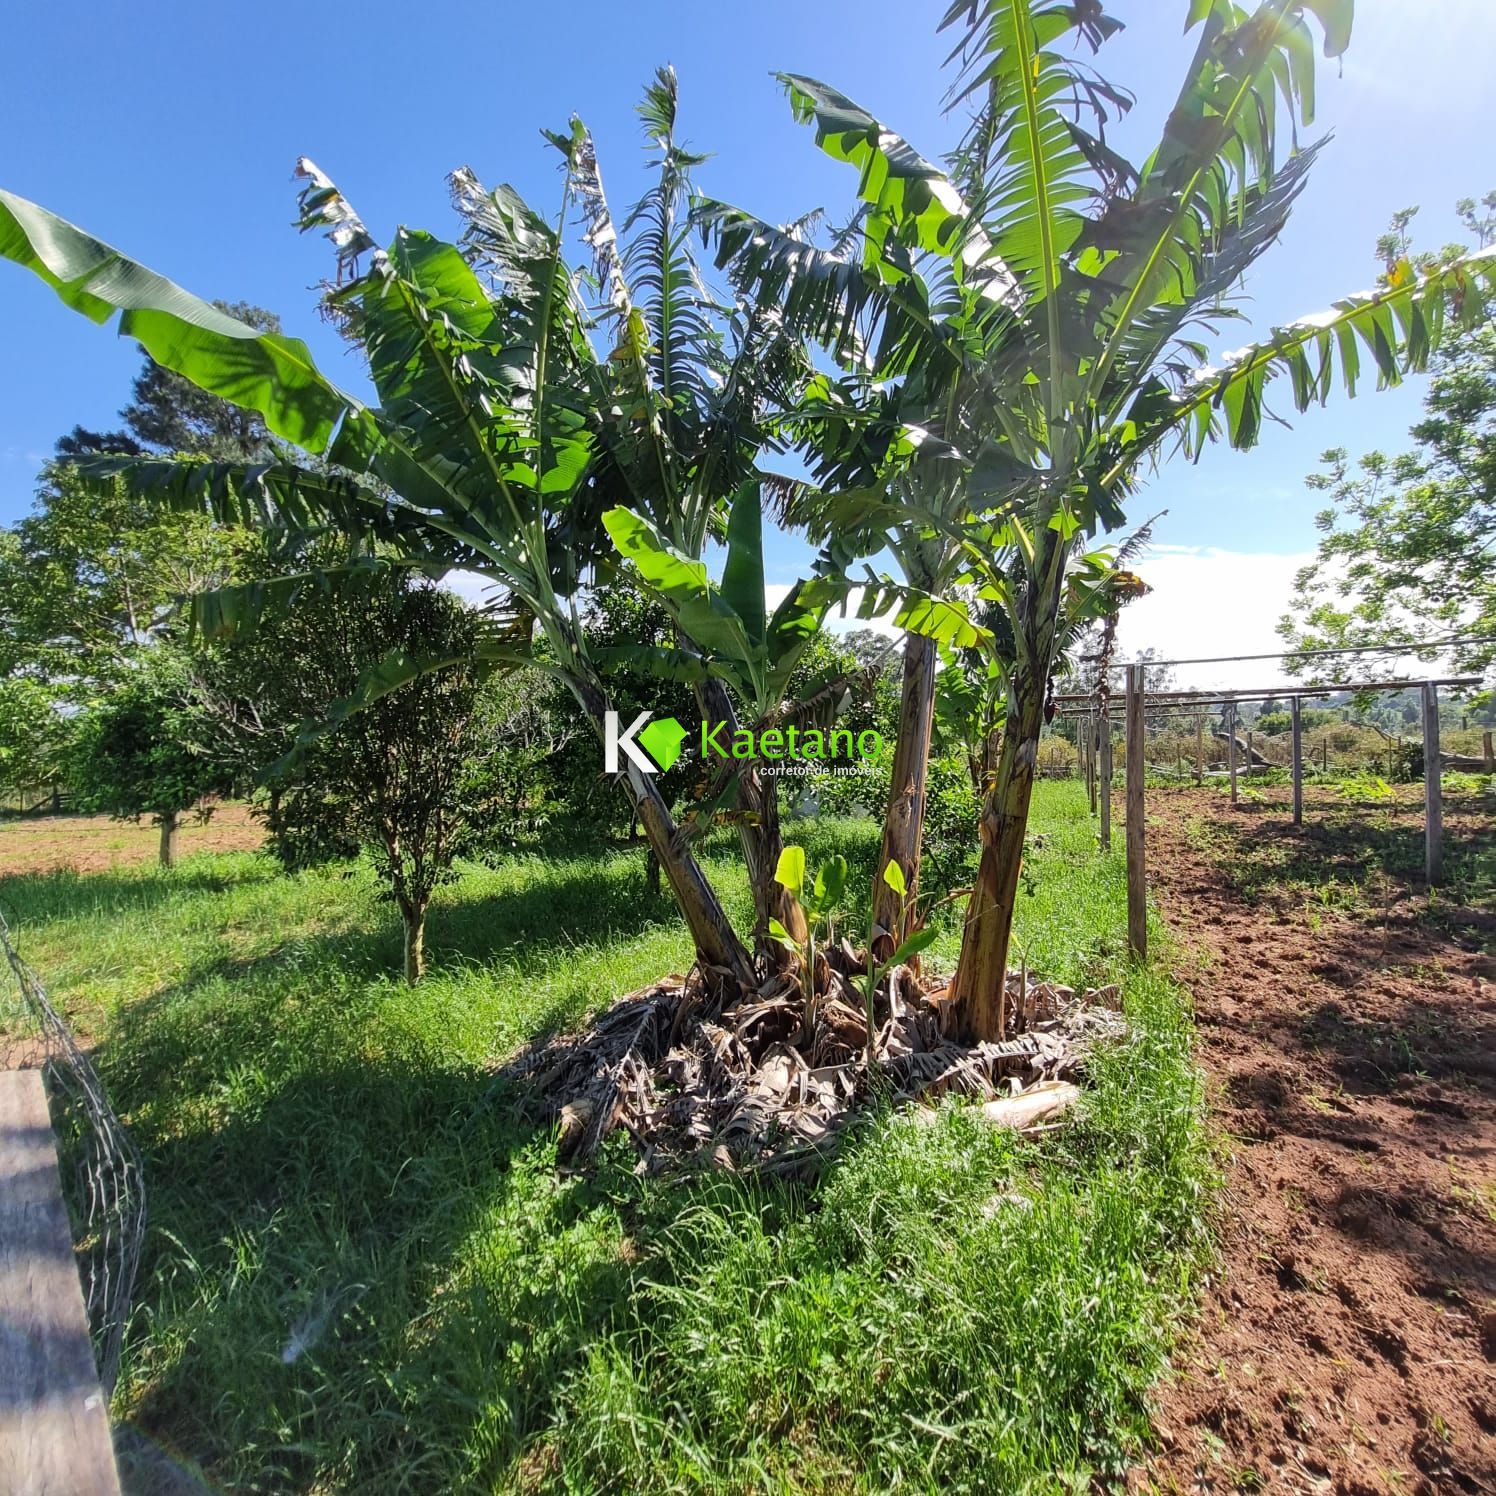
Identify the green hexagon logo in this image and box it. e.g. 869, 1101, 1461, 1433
636, 715, 688, 772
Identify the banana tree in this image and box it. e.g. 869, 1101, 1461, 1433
697, 79, 1029, 957
544, 70, 821, 956
0, 143, 766, 989
933, 0, 1494, 1038
708, 0, 1496, 1036
603, 483, 848, 959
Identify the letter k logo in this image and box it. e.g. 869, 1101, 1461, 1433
604, 711, 688, 774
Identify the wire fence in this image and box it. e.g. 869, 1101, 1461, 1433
0, 907, 146, 1393
1055, 711, 1493, 793
1047, 716, 1415, 784
0, 784, 70, 814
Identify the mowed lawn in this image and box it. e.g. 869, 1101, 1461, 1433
0, 783, 1211, 1494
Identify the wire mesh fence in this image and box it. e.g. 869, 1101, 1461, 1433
1131, 717, 1408, 811
0, 907, 145, 1393
1052, 707, 1485, 811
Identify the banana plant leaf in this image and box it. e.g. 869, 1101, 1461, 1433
0, 190, 365, 453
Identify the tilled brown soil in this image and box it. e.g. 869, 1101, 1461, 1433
0, 802, 264, 876
1138, 787, 1495, 1494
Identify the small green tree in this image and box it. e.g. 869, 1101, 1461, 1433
203, 575, 513, 982
71, 652, 230, 866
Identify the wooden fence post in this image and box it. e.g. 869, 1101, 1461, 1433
1087, 712, 1098, 813
1125, 664, 1147, 962
1291, 695, 1303, 826
1484, 729, 1494, 773
1423, 681, 1442, 885
1227, 705, 1238, 806
1099, 704, 1112, 851
1195, 716, 1203, 786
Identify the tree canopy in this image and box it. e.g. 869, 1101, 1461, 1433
1280, 195, 1496, 682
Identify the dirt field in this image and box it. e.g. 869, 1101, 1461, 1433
1140, 785, 1495, 1494
0, 803, 264, 877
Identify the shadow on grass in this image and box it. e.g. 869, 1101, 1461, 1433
99, 923, 631, 1127
0, 861, 280, 927
91, 827, 871, 1489
430, 855, 683, 970
65, 854, 696, 1488
115, 1041, 670, 1493
91, 861, 685, 1117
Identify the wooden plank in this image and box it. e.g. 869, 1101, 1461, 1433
1291, 695, 1303, 826
1099, 705, 1112, 851
1125, 665, 1147, 962
0, 1070, 121, 1496
1423, 682, 1442, 885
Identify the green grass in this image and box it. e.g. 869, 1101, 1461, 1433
1181, 779, 1496, 923
0, 782, 1210, 1493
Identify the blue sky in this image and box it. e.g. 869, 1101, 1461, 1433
2, 0, 1492, 685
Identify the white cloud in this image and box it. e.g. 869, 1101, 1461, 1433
1115, 545, 1315, 692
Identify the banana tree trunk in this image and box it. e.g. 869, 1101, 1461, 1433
947, 534, 1070, 1042
158, 810, 180, 869
697, 677, 804, 967
871, 632, 937, 959
945, 674, 1045, 1041
623, 756, 757, 990
743, 767, 805, 963
576, 678, 756, 993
